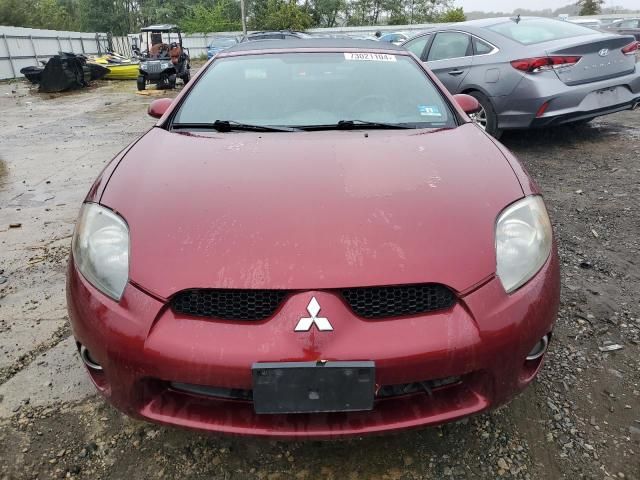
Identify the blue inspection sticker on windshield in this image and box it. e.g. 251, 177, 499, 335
418, 105, 442, 117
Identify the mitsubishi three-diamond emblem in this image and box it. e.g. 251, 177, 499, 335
295, 297, 333, 332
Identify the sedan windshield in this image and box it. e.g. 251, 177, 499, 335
172, 52, 456, 130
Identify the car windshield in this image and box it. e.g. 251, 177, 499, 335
487, 18, 596, 45
209, 38, 237, 48
172, 52, 455, 129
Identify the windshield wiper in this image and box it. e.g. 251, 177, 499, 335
171, 120, 300, 132
299, 120, 416, 131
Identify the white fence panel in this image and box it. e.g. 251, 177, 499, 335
0, 26, 107, 80
182, 34, 211, 59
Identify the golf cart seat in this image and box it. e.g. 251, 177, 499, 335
169, 43, 182, 65
150, 43, 170, 58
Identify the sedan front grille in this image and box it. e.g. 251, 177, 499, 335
171, 289, 289, 321
340, 284, 455, 319
376, 375, 462, 398
169, 375, 462, 402
171, 284, 455, 320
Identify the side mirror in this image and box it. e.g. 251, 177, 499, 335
148, 98, 173, 119
453, 94, 481, 115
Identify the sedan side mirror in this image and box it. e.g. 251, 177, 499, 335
453, 94, 481, 115
148, 98, 173, 119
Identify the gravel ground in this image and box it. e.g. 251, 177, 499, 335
0, 77, 638, 480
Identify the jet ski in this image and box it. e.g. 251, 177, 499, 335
88, 53, 140, 80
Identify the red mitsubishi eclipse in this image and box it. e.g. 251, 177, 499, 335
67, 39, 560, 438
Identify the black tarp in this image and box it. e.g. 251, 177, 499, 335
19, 66, 44, 84
88, 63, 110, 81
39, 53, 91, 93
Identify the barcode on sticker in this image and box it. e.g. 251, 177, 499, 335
344, 53, 397, 62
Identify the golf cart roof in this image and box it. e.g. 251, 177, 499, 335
141, 24, 180, 32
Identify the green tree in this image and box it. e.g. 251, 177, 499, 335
345, 0, 372, 26
439, 6, 465, 22
577, 0, 603, 16
138, 0, 204, 28
31, 0, 70, 29
249, 0, 312, 30
387, 0, 408, 25
0, 0, 35, 27
412, 0, 446, 23
79, 0, 132, 34
181, 0, 241, 32
0, 0, 79, 30
0, 0, 465, 34
307, 0, 345, 27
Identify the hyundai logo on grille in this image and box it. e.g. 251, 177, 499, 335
598, 49, 609, 57
295, 297, 333, 332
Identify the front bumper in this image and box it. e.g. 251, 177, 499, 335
140, 65, 176, 82
492, 66, 640, 129
66, 252, 560, 439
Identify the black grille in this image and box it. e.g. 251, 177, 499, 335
145, 61, 163, 73
340, 284, 455, 319
376, 376, 462, 398
171, 289, 288, 320
169, 376, 461, 402
171, 284, 455, 320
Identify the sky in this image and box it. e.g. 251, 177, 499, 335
455, 0, 639, 12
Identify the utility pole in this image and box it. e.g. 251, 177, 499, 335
240, 0, 247, 36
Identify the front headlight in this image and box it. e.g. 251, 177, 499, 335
72, 203, 129, 301
160, 62, 170, 70
496, 196, 552, 293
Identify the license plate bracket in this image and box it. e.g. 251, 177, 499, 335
252, 361, 375, 414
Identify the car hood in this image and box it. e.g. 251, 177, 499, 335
101, 125, 524, 299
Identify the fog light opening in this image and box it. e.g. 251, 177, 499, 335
79, 345, 103, 371
526, 335, 549, 361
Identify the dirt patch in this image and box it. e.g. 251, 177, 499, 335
0, 323, 70, 384
0, 399, 539, 480
500, 113, 640, 480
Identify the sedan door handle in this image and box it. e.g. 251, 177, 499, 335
448, 69, 465, 76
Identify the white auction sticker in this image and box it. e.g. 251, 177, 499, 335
344, 52, 397, 62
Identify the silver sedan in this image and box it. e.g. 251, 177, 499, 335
402, 17, 640, 138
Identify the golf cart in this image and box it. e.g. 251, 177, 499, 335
137, 24, 190, 91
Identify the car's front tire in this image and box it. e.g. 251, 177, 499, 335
468, 91, 503, 139
136, 75, 145, 91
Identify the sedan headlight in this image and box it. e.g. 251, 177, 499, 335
496, 196, 552, 293
72, 203, 129, 301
